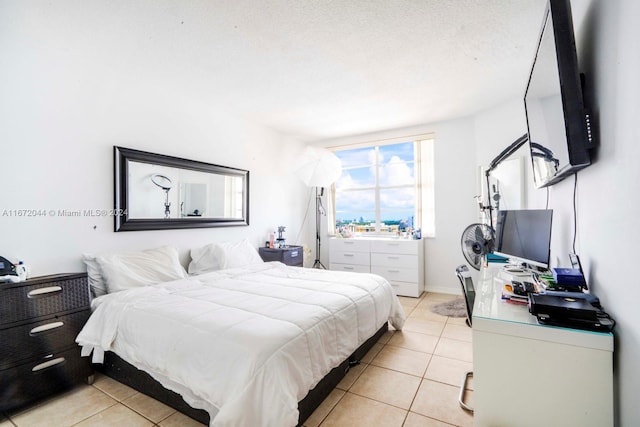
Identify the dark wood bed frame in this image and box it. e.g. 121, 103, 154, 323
96, 322, 388, 426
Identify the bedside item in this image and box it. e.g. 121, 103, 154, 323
15, 261, 28, 281
259, 245, 303, 267
0, 255, 19, 283
0, 273, 94, 412
276, 226, 286, 248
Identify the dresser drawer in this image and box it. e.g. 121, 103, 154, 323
371, 266, 418, 283
330, 239, 371, 253
388, 281, 421, 298
330, 251, 370, 266
370, 240, 419, 255
0, 309, 91, 370
0, 274, 89, 326
371, 253, 417, 269
329, 263, 370, 273
0, 346, 93, 412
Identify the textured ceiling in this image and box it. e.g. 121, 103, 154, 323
49, 0, 549, 141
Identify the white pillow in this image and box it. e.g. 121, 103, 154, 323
219, 239, 264, 269
188, 243, 226, 275
188, 239, 263, 274
82, 253, 108, 297
96, 246, 187, 293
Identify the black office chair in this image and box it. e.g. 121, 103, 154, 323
455, 264, 474, 413
456, 264, 476, 328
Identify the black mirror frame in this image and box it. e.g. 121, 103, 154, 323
114, 146, 249, 231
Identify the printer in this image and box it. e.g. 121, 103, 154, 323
528, 291, 614, 332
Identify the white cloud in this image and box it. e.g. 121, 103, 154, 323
379, 155, 414, 186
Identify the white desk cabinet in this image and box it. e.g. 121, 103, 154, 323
473, 264, 613, 427
329, 238, 424, 297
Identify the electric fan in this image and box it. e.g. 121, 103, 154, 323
460, 223, 495, 270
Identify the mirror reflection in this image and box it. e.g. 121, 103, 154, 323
127, 161, 245, 220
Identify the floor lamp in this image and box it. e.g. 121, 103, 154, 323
294, 146, 342, 269
313, 187, 327, 269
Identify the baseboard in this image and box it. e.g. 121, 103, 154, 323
424, 286, 459, 295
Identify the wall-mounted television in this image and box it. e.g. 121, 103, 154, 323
524, 0, 594, 188
494, 209, 553, 269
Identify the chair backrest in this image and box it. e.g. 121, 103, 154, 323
455, 264, 475, 327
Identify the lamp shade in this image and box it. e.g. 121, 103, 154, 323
294, 146, 342, 187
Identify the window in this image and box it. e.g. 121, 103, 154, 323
330, 136, 435, 237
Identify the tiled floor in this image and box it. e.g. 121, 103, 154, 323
0, 292, 473, 427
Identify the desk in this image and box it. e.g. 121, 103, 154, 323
472, 264, 613, 427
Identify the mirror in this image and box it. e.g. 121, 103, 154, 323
114, 146, 249, 231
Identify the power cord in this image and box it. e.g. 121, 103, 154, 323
294, 188, 315, 245
572, 173, 578, 253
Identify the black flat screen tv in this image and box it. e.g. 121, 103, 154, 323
524, 0, 593, 188
494, 209, 553, 269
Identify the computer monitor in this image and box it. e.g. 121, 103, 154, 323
494, 209, 553, 269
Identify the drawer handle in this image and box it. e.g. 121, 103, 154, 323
32, 357, 66, 372
30, 321, 65, 336
28, 286, 63, 298
387, 256, 400, 260
343, 253, 355, 257
343, 266, 354, 270
343, 241, 355, 244
387, 269, 400, 273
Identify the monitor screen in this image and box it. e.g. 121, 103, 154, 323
494, 209, 553, 269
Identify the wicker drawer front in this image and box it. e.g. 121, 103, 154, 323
0, 276, 89, 326
0, 310, 91, 370
280, 248, 303, 266
0, 346, 93, 412
258, 246, 304, 267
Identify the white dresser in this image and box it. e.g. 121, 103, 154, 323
329, 238, 424, 297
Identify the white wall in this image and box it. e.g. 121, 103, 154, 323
0, 3, 311, 275
316, 117, 478, 295
475, 1, 640, 425
568, 1, 640, 425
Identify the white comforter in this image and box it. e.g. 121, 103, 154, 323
76, 262, 405, 427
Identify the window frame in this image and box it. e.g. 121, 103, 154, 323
329, 134, 435, 237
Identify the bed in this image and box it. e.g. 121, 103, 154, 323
76, 244, 405, 427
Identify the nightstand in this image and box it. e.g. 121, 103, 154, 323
259, 246, 304, 267
0, 273, 94, 411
